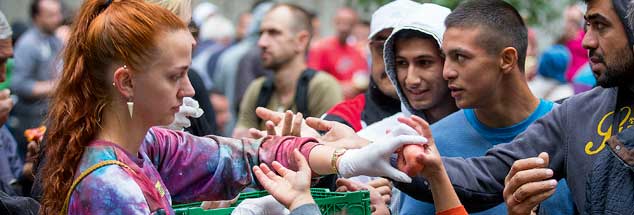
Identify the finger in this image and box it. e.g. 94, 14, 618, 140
261, 163, 284, 181
293, 149, 311, 173
281, 111, 293, 135
306, 117, 333, 132
507, 181, 557, 213
411, 116, 432, 138
367, 178, 391, 188
248, 128, 265, 139
291, 112, 303, 136
505, 155, 549, 185
505, 168, 554, 197
271, 161, 292, 177
265, 121, 277, 136
335, 178, 364, 191
396, 117, 424, 136
256, 107, 283, 124
336, 186, 348, 192
511, 179, 557, 203
373, 186, 391, 196
381, 195, 392, 205
538, 152, 550, 167
390, 124, 420, 136
381, 162, 412, 183
388, 135, 428, 152
0, 89, 9, 99
253, 166, 274, 189
258, 163, 273, 175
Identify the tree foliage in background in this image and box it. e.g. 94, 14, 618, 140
352, 0, 579, 26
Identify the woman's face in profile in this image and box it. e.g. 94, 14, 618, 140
132, 29, 196, 126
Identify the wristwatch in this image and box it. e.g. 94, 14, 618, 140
331, 148, 347, 175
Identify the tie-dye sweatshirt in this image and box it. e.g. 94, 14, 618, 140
66, 127, 320, 215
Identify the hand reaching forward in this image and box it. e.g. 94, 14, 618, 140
504, 152, 557, 215
249, 107, 320, 138
395, 115, 445, 178
305, 117, 369, 149
337, 125, 427, 183
253, 149, 315, 211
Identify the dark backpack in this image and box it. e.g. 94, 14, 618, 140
256, 69, 317, 125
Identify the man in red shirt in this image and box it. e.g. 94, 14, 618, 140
321, 2, 409, 131
308, 8, 368, 99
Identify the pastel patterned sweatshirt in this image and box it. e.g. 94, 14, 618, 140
66, 127, 320, 214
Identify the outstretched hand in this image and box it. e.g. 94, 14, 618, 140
306, 117, 369, 149
337, 124, 428, 183
249, 108, 320, 139
395, 115, 444, 178
503, 152, 556, 215
253, 149, 315, 211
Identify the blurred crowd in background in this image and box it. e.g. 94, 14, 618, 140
0, 0, 595, 202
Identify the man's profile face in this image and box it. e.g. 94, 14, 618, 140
442, 27, 502, 109
583, 0, 634, 88
0, 38, 13, 83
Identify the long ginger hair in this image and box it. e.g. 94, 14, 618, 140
40, 0, 186, 213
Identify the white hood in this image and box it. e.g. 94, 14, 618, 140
382, 3, 450, 116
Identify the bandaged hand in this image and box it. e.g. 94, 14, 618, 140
168, 97, 204, 131
337, 124, 428, 183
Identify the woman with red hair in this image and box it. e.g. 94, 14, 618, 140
38, 1, 423, 214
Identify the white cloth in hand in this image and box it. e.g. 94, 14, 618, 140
168, 97, 205, 131
337, 124, 427, 183
231, 195, 290, 215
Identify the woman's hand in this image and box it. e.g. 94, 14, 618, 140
253, 149, 315, 211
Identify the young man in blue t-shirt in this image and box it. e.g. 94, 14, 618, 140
396, 1, 574, 214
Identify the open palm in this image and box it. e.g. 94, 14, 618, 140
252, 150, 314, 210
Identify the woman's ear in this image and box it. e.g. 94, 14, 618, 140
500, 47, 518, 75
113, 66, 134, 99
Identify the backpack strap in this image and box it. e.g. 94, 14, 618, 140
294, 69, 317, 115
256, 76, 275, 126
61, 160, 132, 215
256, 69, 317, 126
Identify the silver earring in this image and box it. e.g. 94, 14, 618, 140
127, 99, 134, 119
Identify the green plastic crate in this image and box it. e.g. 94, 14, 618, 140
173, 188, 371, 215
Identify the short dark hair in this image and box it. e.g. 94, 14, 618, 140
30, 0, 42, 19
270, 3, 313, 36
393, 29, 438, 51
445, 0, 528, 71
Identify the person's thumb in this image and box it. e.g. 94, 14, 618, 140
538, 152, 550, 167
